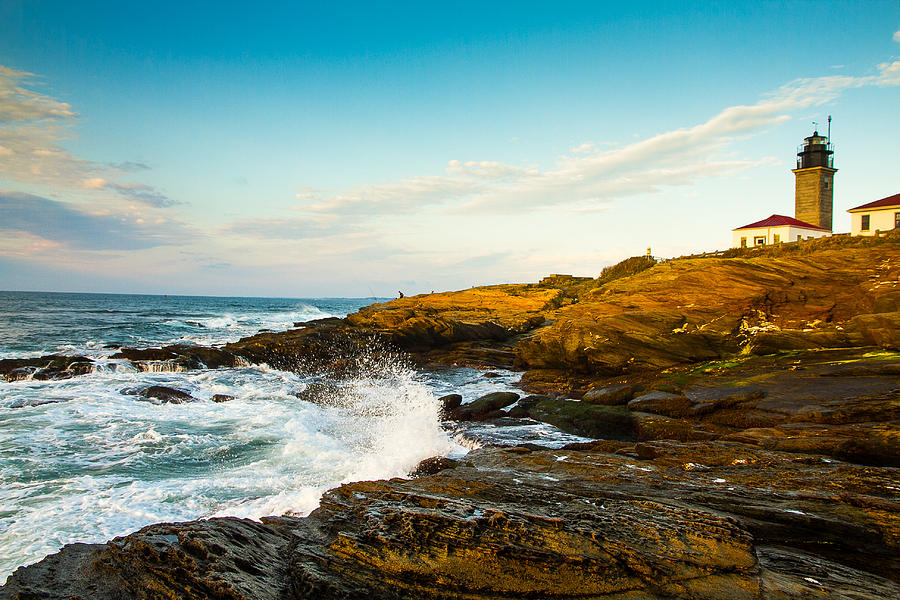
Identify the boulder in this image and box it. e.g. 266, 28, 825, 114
507, 394, 552, 418
292, 383, 345, 406
410, 456, 459, 477
0, 355, 94, 382
627, 391, 693, 417
449, 391, 519, 421
525, 399, 636, 440
582, 383, 635, 405
136, 386, 194, 404
437, 393, 462, 413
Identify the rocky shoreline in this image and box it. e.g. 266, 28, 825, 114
2, 233, 899, 598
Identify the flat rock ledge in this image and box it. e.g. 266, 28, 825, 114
3, 442, 898, 599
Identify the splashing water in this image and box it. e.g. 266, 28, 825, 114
0, 292, 585, 583
0, 350, 453, 581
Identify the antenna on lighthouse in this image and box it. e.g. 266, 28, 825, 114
827, 115, 832, 140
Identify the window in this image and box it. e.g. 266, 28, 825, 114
861, 214, 870, 231
740, 237, 747, 248
773, 234, 781, 243
754, 236, 766, 246
824, 178, 830, 189
895, 212, 900, 229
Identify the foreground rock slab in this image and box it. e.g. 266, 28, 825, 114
3, 442, 897, 599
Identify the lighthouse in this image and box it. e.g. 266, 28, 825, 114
792, 125, 836, 231
731, 122, 836, 248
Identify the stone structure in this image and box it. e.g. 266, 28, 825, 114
792, 130, 836, 230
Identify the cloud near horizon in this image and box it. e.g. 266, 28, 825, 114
0, 190, 189, 251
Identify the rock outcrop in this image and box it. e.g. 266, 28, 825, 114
4, 442, 898, 599
516, 242, 900, 376
4, 234, 900, 598
8, 234, 898, 385
511, 348, 900, 467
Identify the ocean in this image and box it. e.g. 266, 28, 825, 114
0, 291, 587, 581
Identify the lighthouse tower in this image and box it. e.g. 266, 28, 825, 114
792, 127, 836, 231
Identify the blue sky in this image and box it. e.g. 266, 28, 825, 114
1, 1, 899, 296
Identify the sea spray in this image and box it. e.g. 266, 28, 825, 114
0, 293, 583, 584
0, 351, 452, 581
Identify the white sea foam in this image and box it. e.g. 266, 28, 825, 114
0, 354, 452, 582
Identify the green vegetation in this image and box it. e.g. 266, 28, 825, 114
597, 255, 657, 285
690, 359, 746, 374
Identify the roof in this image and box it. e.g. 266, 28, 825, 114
733, 214, 830, 231
847, 193, 900, 213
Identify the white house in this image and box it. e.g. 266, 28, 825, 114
732, 214, 830, 248
847, 193, 900, 236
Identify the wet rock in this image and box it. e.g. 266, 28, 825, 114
0, 518, 296, 600
6, 366, 37, 381
410, 456, 459, 476
136, 385, 195, 404
525, 399, 636, 440
211, 394, 235, 403
507, 394, 554, 417
292, 382, 345, 406
7, 442, 897, 599
450, 391, 519, 421
437, 393, 462, 413
112, 345, 238, 370
0, 355, 94, 382
582, 383, 635, 405
226, 323, 386, 376
482, 371, 501, 378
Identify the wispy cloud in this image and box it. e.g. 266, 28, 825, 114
0, 66, 75, 122
82, 178, 181, 207
238, 49, 899, 227
109, 161, 151, 172
222, 215, 348, 240
0, 65, 178, 206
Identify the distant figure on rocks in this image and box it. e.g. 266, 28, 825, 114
398, 291, 404, 298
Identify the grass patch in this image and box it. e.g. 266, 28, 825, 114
598, 255, 657, 285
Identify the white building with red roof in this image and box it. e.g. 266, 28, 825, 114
847, 193, 900, 236
732, 214, 830, 249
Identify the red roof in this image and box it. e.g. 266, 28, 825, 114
733, 214, 829, 231
847, 193, 900, 212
